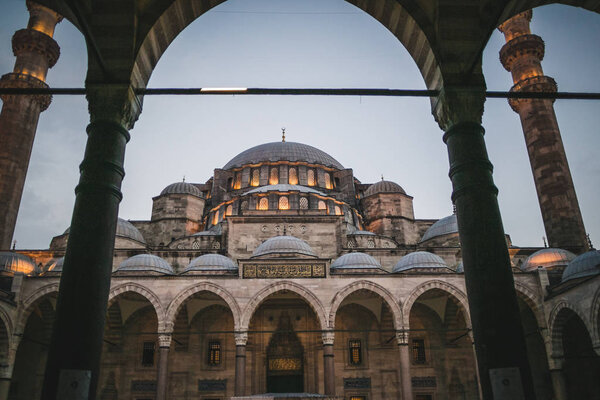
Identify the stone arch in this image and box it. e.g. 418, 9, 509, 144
17, 283, 59, 334
131, 0, 440, 90
402, 280, 470, 329
108, 282, 166, 331
514, 281, 546, 329
241, 281, 327, 330
0, 306, 13, 374
329, 280, 403, 330
166, 282, 241, 332
592, 286, 600, 346
548, 301, 591, 356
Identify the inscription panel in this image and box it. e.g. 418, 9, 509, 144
243, 263, 326, 278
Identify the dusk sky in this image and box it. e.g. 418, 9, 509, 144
1, 0, 599, 250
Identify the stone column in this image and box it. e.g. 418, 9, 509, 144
156, 334, 171, 400
395, 331, 413, 400
0, 330, 22, 400
434, 86, 536, 400
322, 331, 335, 396
499, 10, 587, 253
234, 332, 248, 396
40, 84, 141, 400
0, 1, 62, 249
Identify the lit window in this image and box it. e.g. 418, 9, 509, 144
251, 169, 260, 186
212, 210, 219, 225
208, 341, 221, 366
299, 197, 309, 210
226, 204, 233, 216
234, 173, 242, 189
350, 397, 366, 400
279, 196, 289, 210
270, 168, 279, 185
141, 341, 155, 366
412, 338, 426, 364
318, 201, 326, 211
258, 197, 269, 210
289, 167, 298, 185
307, 169, 316, 186
349, 339, 362, 365
334, 205, 342, 215
324, 173, 332, 189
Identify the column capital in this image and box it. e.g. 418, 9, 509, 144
395, 330, 409, 345
86, 83, 142, 130
433, 85, 486, 131
234, 332, 248, 346
322, 330, 335, 345
157, 334, 171, 348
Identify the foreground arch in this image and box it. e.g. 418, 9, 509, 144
108, 282, 166, 330
402, 280, 470, 328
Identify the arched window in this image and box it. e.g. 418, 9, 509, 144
307, 169, 316, 186
269, 167, 279, 185
279, 196, 289, 210
226, 204, 233, 216
258, 197, 269, 210
241, 200, 248, 211
212, 210, 219, 225
234, 173, 242, 189
334, 205, 342, 215
288, 167, 298, 185
251, 169, 260, 187
299, 197, 309, 210
318, 200, 326, 210
324, 173, 332, 189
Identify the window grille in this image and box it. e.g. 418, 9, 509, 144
334, 205, 342, 215
324, 173, 332, 189
279, 196, 289, 210
412, 338, 426, 364
141, 341, 155, 366
299, 197, 309, 209
208, 341, 221, 366
251, 169, 260, 186
270, 167, 279, 185
367, 239, 375, 248
307, 169, 316, 186
349, 339, 362, 365
258, 197, 269, 210
289, 167, 298, 185
241, 200, 248, 211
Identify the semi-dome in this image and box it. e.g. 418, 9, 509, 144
223, 141, 344, 170
364, 180, 406, 197
520, 248, 576, 272
160, 181, 203, 197
393, 251, 448, 273
252, 236, 317, 258
0, 252, 36, 275
331, 252, 382, 269
45, 257, 64, 273
64, 218, 146, 244
420, 214, 458, 243
116, 254, 173, 274
186, 254, 238, 271
561, 249, 600, 283
244, 184, 326, 196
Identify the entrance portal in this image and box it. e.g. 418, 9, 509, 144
266, 312, 304, 393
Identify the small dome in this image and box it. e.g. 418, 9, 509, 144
116, 254, 173, 274
331, 252, 382, 269
224, 141, 344, 170
364, 180, 406, 197
252, 236, 317, 258
420, 214, 458, 243
244, 184, 326, 196
520, 248, 576, 272
186, 254, 238, 271
160, 181, 203, 197
0, 252, 36, 275
562, 250, 600, 283
63, 218, 146, 244
45, 257, 65, 272
393, 251, 448, 273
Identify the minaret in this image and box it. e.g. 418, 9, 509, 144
0, 1, 62, 249
499, 11, 587, 253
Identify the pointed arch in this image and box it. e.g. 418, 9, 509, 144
402, 280, 470, 329
166, 282, 241, 332
549, 301, 593, 356
108, 282, 166, 330
241, 281, 327, 330
17, 283, 59, 334
329, 280, 403, 330
514, 281, 546, 329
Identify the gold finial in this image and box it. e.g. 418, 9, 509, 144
282, 127, 286, 143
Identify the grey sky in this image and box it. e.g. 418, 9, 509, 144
1, 0, 599, 249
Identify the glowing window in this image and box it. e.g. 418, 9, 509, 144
318, 201, 326, 210
324, 173, 332, 189
208, 341, 221, 366
289, 167, 298, 185
270, 168, 279, 185
349, 339, 362, 365
279, 196, 289, 210
307, 169, 316, 186
258, 197, 269, 211
412, 338, 426, 364
350, 397, 366, 400
251, 169, 260, 186
212, 210, 219, 225
234, 173, 242, 189
226, 204, 233, 216
299, 197, 309, 210
334, 206, 342, 215
141, 341, 155, 367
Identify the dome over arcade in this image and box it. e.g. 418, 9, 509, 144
186, 254, 238, 272
116, 254, 173, 274
561, 249, 600, 283
252, 236, 317, 258
244, 184, 326, 196
160, 181, 203, 197
223, 141, 344, 170
63, 218, 146, 244
393, 251, 448, 273
331, 252, 382, 270
420, 214, 458, 243
0, 252, 36, 275
364, 180, 406, 197
520, 248, 576, 272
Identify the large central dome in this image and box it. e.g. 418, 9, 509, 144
223, 141, 344, 170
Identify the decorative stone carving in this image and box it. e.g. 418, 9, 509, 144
86, 83, 142, 130
322, 330, 335, 345
433, 85, 486, 131
395, 330, 409, 345
158, 334, 171, 348
12, 29, 60, 67
234, 332, 248, 346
